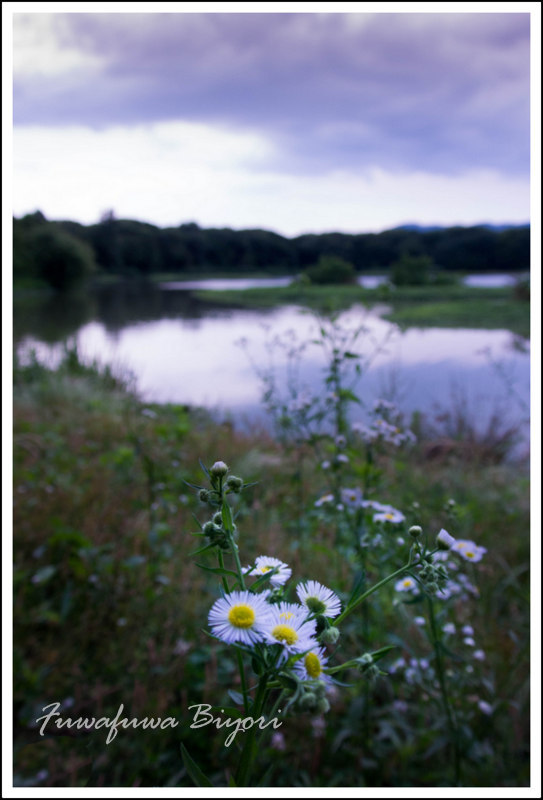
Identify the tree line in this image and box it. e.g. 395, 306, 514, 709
13, 211, 530, 291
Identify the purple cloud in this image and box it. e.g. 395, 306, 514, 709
13, 12, 530, 175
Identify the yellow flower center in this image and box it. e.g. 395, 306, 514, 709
385, 513, 394, 519
259, 565, 272, 573
228, 604, 255, 629
272, 624, 299, 645
279, 611, 294, 621
403, 579, 412, 588
465, 551, 475, 559
305, 652, 322, 678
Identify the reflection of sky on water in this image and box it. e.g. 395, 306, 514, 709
18, 304, 529, 444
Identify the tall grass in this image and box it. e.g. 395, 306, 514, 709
12, 347, 530, 787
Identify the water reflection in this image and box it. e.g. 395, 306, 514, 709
16, 287, 529, 450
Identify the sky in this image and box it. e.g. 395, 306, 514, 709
7, 3, 538, 237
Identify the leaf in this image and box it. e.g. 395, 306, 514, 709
221, 500, 233, 532
194, 563, 239, 580
180, 742, 213, 787
31, 565, 57, 584
189, 543, 215, 557
227, 689, 246, 707
198, 459, 210, 479
346, 570, 367, 607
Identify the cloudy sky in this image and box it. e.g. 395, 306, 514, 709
9, 4, 535, 236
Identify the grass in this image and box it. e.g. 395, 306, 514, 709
12, 351, 530, 788
192, 284, 530, 338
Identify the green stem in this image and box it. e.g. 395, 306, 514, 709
217, 550, 230, 594
236, 648, 250, 715
427, 594, 461, 785
235, 675, 269, 786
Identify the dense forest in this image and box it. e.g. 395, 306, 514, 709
13, 211, 530, 291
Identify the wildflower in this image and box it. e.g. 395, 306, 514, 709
473, 649, 486, 661
336, 454, 349, 464
315, 493, 334, 508
409, 525, 423, 538
264, 605, 317, 655
294, 646, 330, 683
463, 637, 476, 646
397, 536, 405, 546
374, 508, 405, 524
478, 700, 493, 715
297, 580, 341, 618
245, 556, 292, 587
452, 540, 487, 563
208, 590, 273, 646
442, 623, 456, 635
414, 616, 426, 626
395, 576, 418, 593
437, 529, 456, 550
462, 624, 474, 635
321, 460, 331, 470
340, 487, 363, 508
271, 732, 286, 751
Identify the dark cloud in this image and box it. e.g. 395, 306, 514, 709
13, 12, 530, 175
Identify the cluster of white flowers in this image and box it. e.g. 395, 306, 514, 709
208, 567, 341, 688
352, 400, 416, 448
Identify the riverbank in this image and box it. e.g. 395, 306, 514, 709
13, 352, 530, 788
192, 283, 530, 338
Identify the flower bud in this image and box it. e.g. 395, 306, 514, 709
198, 488, 210, 503
316, 698, 330, 714
225, 475, 243, 493
320, 627, 340, 645
210, 461, 229, 478
409, 525, 423, 538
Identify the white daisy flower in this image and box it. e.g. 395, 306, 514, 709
451, 540, 487, 563
361, 499, 387, 511
315, 493, 334, 507
395, 576, 418, 593
414, 616, 426, 626
263, 605, 317, 654
340, 487, 363, 508
437, 529, 456, 550
208, 590, 274, 646
442, 623, 456, 635
293, 645, 331, 683
373, 508, 405, 524
247, 555, 292, 586
463, 637, 476, 647
296, 580, 342, 618
473, 649, 486, 661
462, 624, 474, 635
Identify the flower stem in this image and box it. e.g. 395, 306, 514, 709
426, 594, 462, 785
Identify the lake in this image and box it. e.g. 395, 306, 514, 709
14, 277, 530, 453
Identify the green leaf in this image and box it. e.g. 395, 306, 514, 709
31, 565, 57, 584
189, 542, 215, 557
221, 500, 233, 532
227, 689, 246, 707
194, 563, 239, 580
180, 742, 213, 787
199, 459, 210, 479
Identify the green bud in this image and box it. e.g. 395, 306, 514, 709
225, 475, 243, 492
198, 489, 210, 503
409, 525, 423, 538
316, 697, 330, 714
320, 627, 340, 645
210, 461, 229, 478
299, 692, 318, 711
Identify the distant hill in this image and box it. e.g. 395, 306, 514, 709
394, 223, 530, 233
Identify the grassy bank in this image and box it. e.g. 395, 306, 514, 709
193, 283, 530, 338
12, 353, 530, 788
